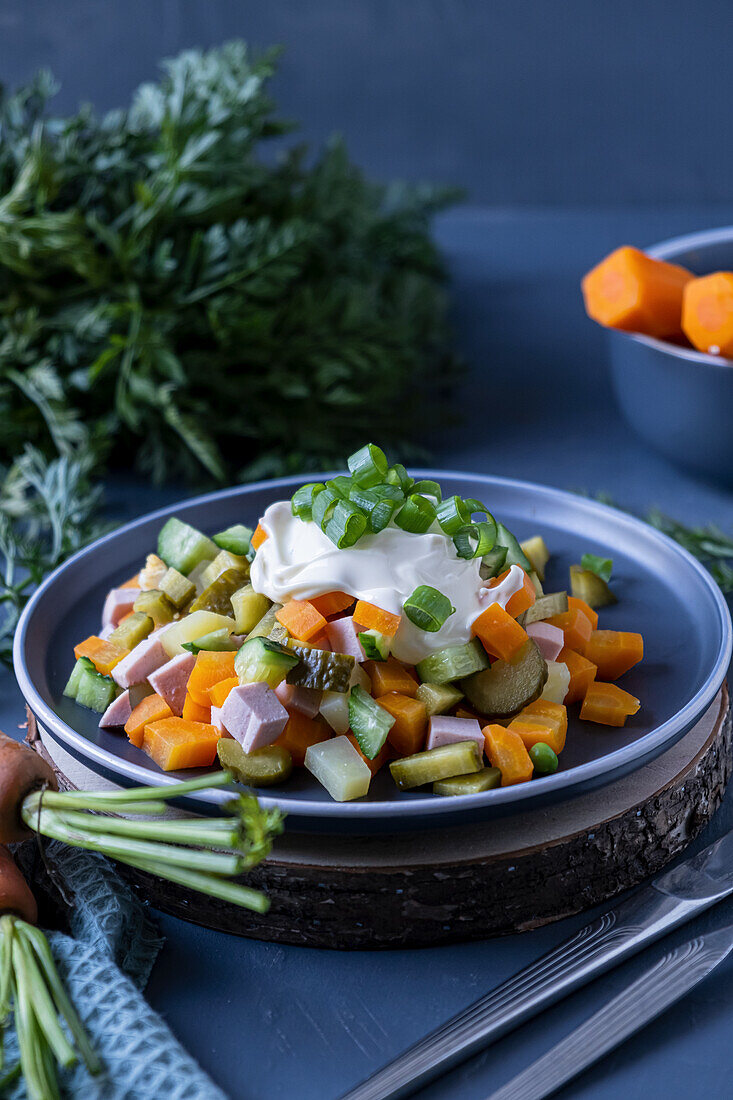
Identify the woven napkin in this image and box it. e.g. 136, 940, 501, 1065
7, 842, 227, 1100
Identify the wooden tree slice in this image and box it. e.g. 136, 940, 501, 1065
28, 687, 731, 949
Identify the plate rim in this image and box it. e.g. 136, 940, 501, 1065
13, 469, 733, 821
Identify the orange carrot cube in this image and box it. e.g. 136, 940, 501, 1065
186, 651, 237, 706
567, 595, 599, 630
182, 694, 211, 723
143, 717, 221, 770
73, 635, 129, 675
582, 246, 692, 338
580, 682, 640, 727
276, 599, 328, 642
483, 724, 533, 786
275, 711, 331, 766
472, 603, 528, 661
560, 647, 597, 704
546, 608, 593, 655
207, 676, 239, 708
377, 692, 428, 756
353, 601, 402, 637
310, 591, 354, 618
251, 523, 268, 550
124, 693, 173, 748
365, 658, 418, 698
584, 630, 644, 680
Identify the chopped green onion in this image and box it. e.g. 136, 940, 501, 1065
325, 500, 368, 548
291, 482, 325, 521
347, 444, 389, 488
404, 586, 455, 632
369, 498, 399, 533
453, 517, 497, 560
436, 495, 471, 535
411, 480, 442, 503
325, 476, 353, 500
394, 493, 436, 534
581, 553, 613, 583
312, 487, 339, 529
385, 463, 414, 493
463, 497, 490, 517
349, 484, 404, 534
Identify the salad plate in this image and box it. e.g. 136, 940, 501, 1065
14, 470, 732, 832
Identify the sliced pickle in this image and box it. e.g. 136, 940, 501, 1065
247, 604, 288, 645
569, 565, 617, 609
390, 741, 482, 790
188, 567, 250, 616
461, 639, 548, 719
108, 611, 153, 649
286, 645, 355, 693
158, 566, 196, 610
217, 740, 293, 787
433, 767, 502, 796
415, 682, 464, 717
132, 589, 175, 626
523, 591, 568, 625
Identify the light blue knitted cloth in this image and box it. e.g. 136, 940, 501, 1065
7, 842, 227, 1100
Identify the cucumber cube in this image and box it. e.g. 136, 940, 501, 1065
157, 517, 218, 575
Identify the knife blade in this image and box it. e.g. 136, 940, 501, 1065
339, 827, 733, 1100
486, 925, 733, 1100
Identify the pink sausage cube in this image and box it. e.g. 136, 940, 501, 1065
526, 621, 564, 662
111, 635, 168, 689
210, 706, 227, 734
274, 682, 322, 718
148, 653, 196, 717
220, 683, 289, 752
426, 716, 485, 755
325, 616, 365, 661
98, 689, 132, 729
102, 587, 140, 629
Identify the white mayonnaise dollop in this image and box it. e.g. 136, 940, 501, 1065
250, 501, 526, 664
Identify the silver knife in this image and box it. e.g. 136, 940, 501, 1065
487, 924, 733, 1100
340, 828, 733, 1100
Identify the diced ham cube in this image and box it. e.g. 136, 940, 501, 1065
102, 587, 141, 629
426, 716, 485, 755
220, 683, 288, 752
274, 682, 322, 718
210, 706, 227, 734
325, 616, 365, 661
111, 635, 168, 689
98, 689, 132, 729
526, 621, 565, 662
148, 653, 196, 717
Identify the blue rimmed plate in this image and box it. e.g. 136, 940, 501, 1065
13, 471, 731, 832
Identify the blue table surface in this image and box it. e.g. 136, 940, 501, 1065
4, 205, 733, 1099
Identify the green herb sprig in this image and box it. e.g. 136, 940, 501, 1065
0, 43, 461, 486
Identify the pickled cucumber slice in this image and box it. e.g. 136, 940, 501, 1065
569, 565, 617, 609
286, 645, 355, 693
231, 584, 271, 635
415, 682, 464, 717
189, 567, 250, 616
158, 566, 196, 610
520, 535, 550, 581
461, 639, 548, 719
390, 741, 482, 790
415, 640, 489, 684
217, 740, 293, 787
247, 604, 288, 645
200, 549, 250, 590
133, 589, 176, 626
108, 611, 153, 650
433, 767, 501, 796
523, 591, 568, 626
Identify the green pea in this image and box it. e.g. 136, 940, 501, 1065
529, 742, 558, 776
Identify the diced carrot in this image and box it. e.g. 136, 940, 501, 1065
560, 647, 597, 704
546, 608, 593, 655
142, 717, 221, 771
365, 657, 418, 698
580, 682, 640, 727
207, 676, 239, 708
509, 699, 568, 754
186, 650, 237, 706
567, 595, 598, 631
251, 523, 268, 551
353, 601, 401, 637
682, 272, 733, 356
74, 635, 129, 675
276, 599, 328, 643
125, 693, 173, 748
487, 569, 536, 618
483, 724, 533, 786
377, 692, 428, 756
584, 630, 644, 680
310, 591, 354, 618
182, 694, 211, 723
472, 603, 528, 661
582, 246, 693, 338
121, 573, 141, 589
274, 711, 331, 766
347, 734, 392, 776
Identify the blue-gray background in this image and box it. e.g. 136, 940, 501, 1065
1, 0, 731, 205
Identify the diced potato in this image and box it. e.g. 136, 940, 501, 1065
304, 736, 371, 801
541, 660, 571, 705
319, 662, 373, 734
160, 611, 236, 657
520, 536, 550, 582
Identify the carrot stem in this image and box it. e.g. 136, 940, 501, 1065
12, 935, 76, 1069
42, 807, 241, 849
119, 854, 270, 913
